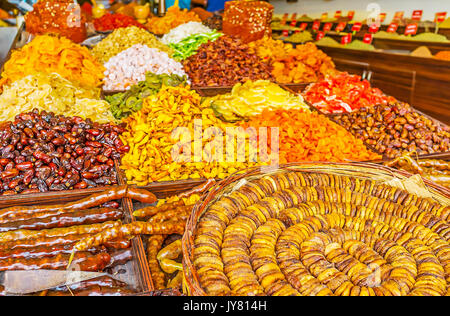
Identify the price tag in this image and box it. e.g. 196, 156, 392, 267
369, 23, 380, 33
341, 33, 352, 45
379, 13, 387, 23
363, 33, 373, 44
411, 10, 423, 21
351, 22, 362, 32
335, 22, 347, 32
299, 22, 308, 31
392, 11, 404, 22
312, 20, 321, 31
435, 12, 447, 23
282, 30, 289, 37
321, 13, 328, 21
335, 10, 342, 19
323, 23, 333, 32
316, 31, 325, 41
404, 23, 418, 35
387, 23, 399, 33
347, 11, 355, 20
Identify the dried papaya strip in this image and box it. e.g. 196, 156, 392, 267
147, 235, 166, 290
148, 206, 191, 224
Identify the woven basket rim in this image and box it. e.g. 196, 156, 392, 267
181, 161, 450, 296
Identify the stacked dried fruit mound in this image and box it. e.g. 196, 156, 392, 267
91, 26, 173, 64
185, 165, 450, 296
145, 5, 201, 35
0, 110, 128, 195
0, 35, 104, 91
248, 37, 337, 84
203, 80, 310, 122
119, 86, 262, 184
106, 72, 188, 119
331, 101, 450, 158
183, 35, 273, 86
303, 72, 393, 114
102, 44, 186, 91
242, 110, 381, 163
25, 0, 87, 43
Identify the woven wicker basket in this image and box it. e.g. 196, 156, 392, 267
181, 162, 450, 296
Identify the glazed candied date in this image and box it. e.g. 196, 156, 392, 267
0, 110, 129, 195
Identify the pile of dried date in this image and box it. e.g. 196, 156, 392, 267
183, 35, 273, 86
331, 101, 450, 158
0, 110, 129, 195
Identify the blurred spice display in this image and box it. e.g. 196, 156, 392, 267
91, 26, 173, 64
102, 44, 186, 91
0, 73, 115, 123
242, 109, 381, 164
145, 6, 201, 35
331, 101, 450, 158
385, 153, 450, 188
0, 35, 104, 91
25, 0, 87, 43
303, 73, 391, 114
93, 13, 144, 32
222, 0, 273, 43
183, 35, 272, 86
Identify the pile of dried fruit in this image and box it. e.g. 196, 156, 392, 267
248, 36, 294, 64
248, 38, 336, 84
93, 13, 144, 32
120, 86, 261, 184
0, 110, 129, 195
303, 73, 392, 113
203, 14, 222, 30
106, 72, 188, 119
204, 80, 310, 122
91, 26, 173, 64
0, 73, 115, 123
242, 109, 381, 163
0, 35, 104, 91
145, 6, 201, 35
331, 101, 450, 158
25, 0, 87, 43
103, 44, 186, 91
183, 35, 272, 86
